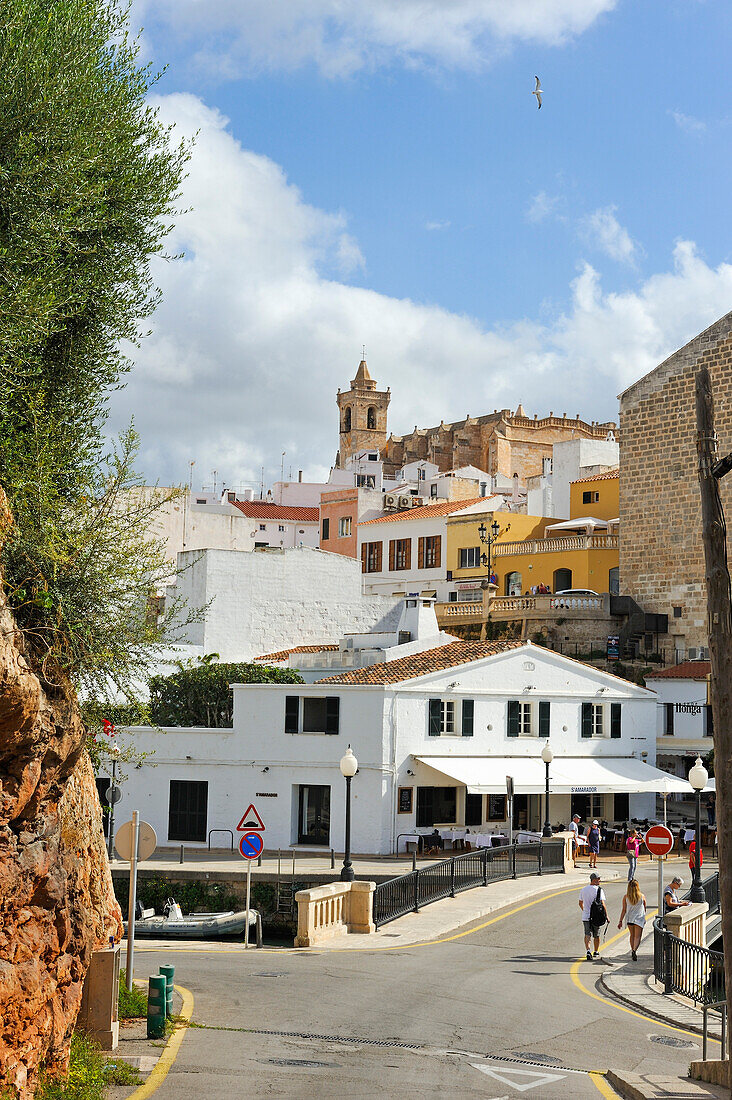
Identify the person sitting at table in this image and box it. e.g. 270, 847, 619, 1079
426, 828, 444, 856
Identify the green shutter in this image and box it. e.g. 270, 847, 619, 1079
325, 697, 340, 735
461, 699, 474, 737
581, 702, 593, 738
428, 698, 441, 736
285, 696, 299, 733
610, 702, 621, 739
539, 700, 550, 738
507, 700, 519, 738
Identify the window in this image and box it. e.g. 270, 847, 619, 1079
361, 541, 383, 573
416, 786, 457, 827
389, 538, 411, 571
430, 484, 438, 498
343, 407, 351, 432
321, 518, 330, 541
368, 453, 378, 461
356, 474, 376, 488
507, 700, 550, 737
168, 780, 208, 842
338, 516, 352, 537
673, 606, 683, 618
582, 490, 600, 504
663, 703, 675, 736
259, 523, 266, 531
581, 702, 622, 738
459, 546, 481, 569
428, 698, 455, 735
465, 793, 483, 826
196, 498, 207, 504
285, 696, 340, 735
278, 524, 285, 532
418, 535, 441, 569
614, 793, 630, 820
418, 467, 425, 481
367, 406, 376, 430
298, 785, 330, 846
448, 591, 458, 602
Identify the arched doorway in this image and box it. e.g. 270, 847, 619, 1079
505, 571, 522, 596
553, 568, 572, 592
608, 567, 619, 595
367, 406, 376, 429
343, 407, 351, 432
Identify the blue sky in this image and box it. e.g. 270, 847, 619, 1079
116, 0, 732, 489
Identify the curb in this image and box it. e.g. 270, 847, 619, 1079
599, 970, 720, 1041
123, 983, 194, 1100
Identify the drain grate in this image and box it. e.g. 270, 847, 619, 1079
264, 1059, 337, 1068
254, 973, 287, 978
649, 1035, 697, 1049
246, 1028, 423, 1050
511, 1052, 562, 1065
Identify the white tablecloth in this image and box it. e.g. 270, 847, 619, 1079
473, 833, 508, 848
516, 831, 542, 844
683, 828, 697, 843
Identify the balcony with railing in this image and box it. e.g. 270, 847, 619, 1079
493, 534, 618, 556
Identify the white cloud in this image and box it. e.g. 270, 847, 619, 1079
670, 109, 707, 135
526, 190, 563, 224
579, 205, 639, 264
113, 94, 732, 489
132, 0, 617, 77
425, 220, 451, 231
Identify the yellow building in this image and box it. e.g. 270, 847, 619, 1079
444, 470, 619, 602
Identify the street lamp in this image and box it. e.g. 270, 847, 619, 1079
541, 742, 553, 838
477, 519, 505, 581
688, 755, 708, 903
339, 745, 358, 882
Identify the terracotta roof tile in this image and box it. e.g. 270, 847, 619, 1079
255, 644, 339, 662
645, 661, 710, 681
570, 468, 620, 485
315, 638, 525, 685
233, 501, 319, 522
359, 497, 488, 527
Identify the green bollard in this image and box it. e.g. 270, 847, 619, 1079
147, 975, 167, 1039
159, 964, 175, 1018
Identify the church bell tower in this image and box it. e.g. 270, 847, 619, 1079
336, 359, 390, 467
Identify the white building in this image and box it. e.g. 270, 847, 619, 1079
164, 546, 401, 662
527, 437, 619, 519
118, 640, 686, 855
645, 661, 713, 797
230, 500, 319, 549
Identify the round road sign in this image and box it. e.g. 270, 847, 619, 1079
239, 832, 264, 860
105, 784, 122, 806
115, 820, 157, 862
644, 824, 674, 858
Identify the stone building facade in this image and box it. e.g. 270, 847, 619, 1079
619, 311, 732, 657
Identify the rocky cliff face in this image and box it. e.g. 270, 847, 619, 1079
0, 494, 122, 1097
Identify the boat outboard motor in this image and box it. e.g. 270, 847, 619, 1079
135, 899, 144, 921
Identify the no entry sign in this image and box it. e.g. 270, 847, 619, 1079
644, 824, 674, 858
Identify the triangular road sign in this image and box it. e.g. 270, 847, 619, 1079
237, 803, 265, 831
471, 1064, 566, 1092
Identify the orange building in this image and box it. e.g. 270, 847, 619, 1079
319, 487, 384, 559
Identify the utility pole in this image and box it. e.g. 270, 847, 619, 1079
695, 364, 732, 1059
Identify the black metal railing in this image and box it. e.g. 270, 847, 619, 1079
373, 840, 564, 929
653, 872, 724, 1005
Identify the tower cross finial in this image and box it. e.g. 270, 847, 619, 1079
362, 344, 366, 361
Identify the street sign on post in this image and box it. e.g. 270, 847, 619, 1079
644, 824, 674, 858
236, 807, 265, 948
116, 820, 157, 862
105, 785, 122, 806
115, 817, 157, 989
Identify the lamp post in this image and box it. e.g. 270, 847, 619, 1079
477, 519, 501, 580
541, 742, 553, 838
339, 746, 358, 882
688, 755, 708, 903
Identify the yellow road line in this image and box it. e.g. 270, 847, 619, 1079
589, 1070, 620, 1097
137, 884, 583, 955
124, 983, 194, 1100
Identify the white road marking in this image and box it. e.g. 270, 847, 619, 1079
471, 1063, 567, 1092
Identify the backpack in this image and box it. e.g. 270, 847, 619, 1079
589, 887, 607, 928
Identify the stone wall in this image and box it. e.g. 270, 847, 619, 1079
619, 313, 732, 654
0, 490, 122, 1097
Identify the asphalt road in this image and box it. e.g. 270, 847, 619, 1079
128, 864, 702, 1098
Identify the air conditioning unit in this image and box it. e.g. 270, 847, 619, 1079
688, 648, 699, 660
384, 493, 398, 509
398, 495, 412, 508
410, 496, 424, 507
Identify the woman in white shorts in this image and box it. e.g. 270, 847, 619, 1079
618, 878, 647, 961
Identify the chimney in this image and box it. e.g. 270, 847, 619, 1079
512, 473, 520, 503
396, 596, 440, 643
298, 470, 303, 483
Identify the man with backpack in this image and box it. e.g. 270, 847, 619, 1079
579, 872, 609, 960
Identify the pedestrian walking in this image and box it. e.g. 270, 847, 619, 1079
706, 794, 716, 827
688, 836, 703, 874
586, 819, 601, 869
579, 872, 608, 960
617, 878, 647, 961
568, 814, 581, 866
625, 828, 641, 881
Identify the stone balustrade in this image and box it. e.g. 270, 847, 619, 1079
664, 900, 709, 947
493, 534, 618, 556
294, 880, 376, 947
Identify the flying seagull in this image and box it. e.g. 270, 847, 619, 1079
532, 76, 542, 109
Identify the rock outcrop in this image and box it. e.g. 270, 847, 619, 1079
0, 492, 122, 1097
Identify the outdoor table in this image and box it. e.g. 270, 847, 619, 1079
396, 832, 421, 854
516, 831, 542, 844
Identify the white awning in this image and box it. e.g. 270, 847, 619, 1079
415, 755, 691, 795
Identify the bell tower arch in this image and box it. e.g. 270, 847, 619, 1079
336, 359, 390, 467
